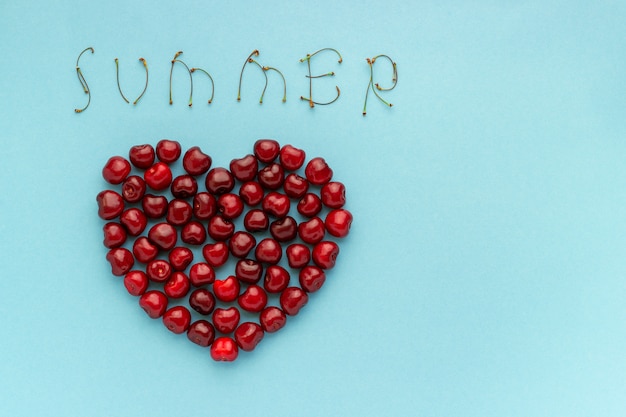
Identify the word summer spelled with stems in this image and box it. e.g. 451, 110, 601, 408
74, 48, 398, 116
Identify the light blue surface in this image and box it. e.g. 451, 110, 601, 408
1, 1, 625, 416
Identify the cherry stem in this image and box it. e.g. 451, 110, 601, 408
114, 58, 130, 103
300, 49, 341, 107
363, 55, 396, 116
134, 58, 148, 105
248, 59, 268, 104
190, 67, 215, 104
237, 49, 260, 101
169, 51, 193, 106
262, 66, 287, 103
74, 47, 94, 113
299, 47, 343, 63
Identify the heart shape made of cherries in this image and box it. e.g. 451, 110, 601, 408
97, 139, 352, 362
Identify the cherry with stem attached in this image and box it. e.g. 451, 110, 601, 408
115, 57, 149, 105
363, 54, 397, 116
74, 47, 94, 113
299, 48, 342, 108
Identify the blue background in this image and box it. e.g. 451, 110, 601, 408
1, 1, 625, 416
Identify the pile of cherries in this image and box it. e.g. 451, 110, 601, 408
97, 139, 352, 361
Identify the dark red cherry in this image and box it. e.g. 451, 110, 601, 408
168, 247, 194, 271
121, 175, 146, 203
139, 290, 168, 318
320, 181, 346, 208
234, 322, 264, 352
243, 209, 269, 232
230, 154, 258, 182
305, 157, 333, 185
210, 337, 238, 361
202, 242, 229, 268
270, 216, 298, 242
208, 215, 235, 241
283, 173, 309, 199
181, 221, 207, 245
102, 156, 131, 184
235, 259, 263, 284
142, 194, 168, 218
163, 306, 192, 334
129, 144, 155, 169
297, 193, 322, 218
286, 243, 311, 269
255, 238, 282, 264
262, 192, 290, 218
123, 270, 149, 296
146, 259, 172, 283
103, 222, 127, 248
263, 265, 290, 293
205, 167, 235, 195
132, 236, 159, 263
312, 241, 339, 269
299, 265, 326, 292
237, 285, 268, 312
120, 208, 148, 236
239, 181, 264, 206
260, 306, 287, 333
213, 276, 240, 303
156, 139, 181, 163
192, 192, 217, 220
144, 162, 173, 190
171, 175, 198, 198
228, 231, 257, 258
106, 248, 134, 276
183, 146, 212, 176
280, 287, 308, 316
96, 190, 124, 220
189, 289, 216, 315
147, 222, 177, 250
325, 209, 353, 238
212, 307, 241, 334
187, 320, 215, 347
257, 163, 284, 190
164, 271, 191, 298
189, 262, 216, 286
166, 199, 193, 226
217, 193, 244, 219
298, 217, 326, 244
279, 144, 306, 170
254, 139, 280, 163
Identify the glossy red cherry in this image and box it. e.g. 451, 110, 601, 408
210, 337, 238, 361
156, 139, 181, 163
213, 276, 240, 302
260, 306, 287, 333
139, 290, 168, 318
166, 199, 193, 226
192, 192, 217, 220
305, 157, 333, 185
142, 194, 168, 218
189, 262, 216, 286
121, 175, 146, 203
163, 306, 192, 334
235, 259, 263, 284
208, 215, 235, 241
321, 181, 346, 208
230, 154, 258, 182
102, 156, 131, 184
262, 192, 290, 218
205, 167, 235, 195
202, 242, 229, 268
168, 247, 194, 271
270, 216, 298, 242
144, 162, 173, 190
325, 209, 353, 238
237, 285, 268, 312
298, 217, 326, 244
217, 193, 244, 219
181, 221, 207, 245
146, 259, 172, 283
106, 248, 134, 276
283, 173, 309, 198
257, 163, 284, 190
297, 193, 323, 218
189, 289, 216, 315
263, 265, 290, 293
171, 175, 198, 198
164, 271, 191, 298
243, 209, 269, 233
286, 243, 311, 269
280, 287, 308, 316
187, 320, 215, 347
312, 241, 339, 269
279, 144, 306, 171
212, 307, 241, 334
299, 266, 326, 292
96, 190, 124, 220
234, 322, 264, 352
239, 181, 264, 206
119, 208, 148, 236
129, 144, 155, 169
102, 222, 127, 248
132, 236, 159, 263
255, 238, 282, 264
123, 270, 149, 296
183, 146, 212, 175
254, 139, 280, 163
148, 223, 177, 250
229, 231, 257, 258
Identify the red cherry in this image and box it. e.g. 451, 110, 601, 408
208, 215, 235, 241
255, 238, 282, 264
123, 270, 149, 296
106, 248, 134, 276
286, 243, 311, 269
168, 247, 194, 271
217, 193, 244, 219
102, 156, 131, 184
230, 154, 258, 182
202, 242, 229, 267
298, 217, 326, 244
96, 190, 124, 220
142, 194, 168, 218
189, 262, 216, 286
229, 231, 257, 258
139, 290, 168, 318
148, 223, 177, 250
270, 216, 298, 242
325, 209, 353, 238
171, 175, 198, 199
305, 157, 333, 185
234, 322, 264, 352
146, 259, 172, 283
183, 146, 212, 175
210, 337, 239, 361
144, 162, 173, 190
321, 181, 346, 208
121, 175, 146, 203
257, 163, 284, 190
279, 144, 306, 170
262, 192, 290, 218
263, 265, 290, 293
129, 144, 155, 169
181, 221, 207, 245
280, 287, 308, 316
205, 167, 235, 195
120, 208, 148, 236
102, 222, 127, 248
254, 139, 280, 163
237, 285, 268, 312
132, 236, 159, 263
239, 181, 264, 206
166, 199, 193, 226
192, 192, 217, 220
189, 289, 216, 315
156, 139, 181, 163
213, 276, 240, 302
297, 193, 322, 218
235, 259, 263, 284
163, 306, 192, 334
212, 307, 241, 334
243, 209, 269, 233
312, 241, 339, 269
260, 307, 287, 333
283, 173, 309, 199
299, 266, 326, 292
164, 271, 191, 298
187, 320, 215, 347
